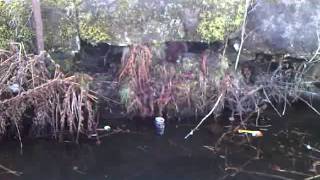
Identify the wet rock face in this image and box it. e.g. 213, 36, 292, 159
165, 42, 188, 63
164, 41, 223, 63
243, 0, 320, 58
76, 41, 125, 73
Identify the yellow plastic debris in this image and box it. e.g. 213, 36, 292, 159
238, 129, 263, 137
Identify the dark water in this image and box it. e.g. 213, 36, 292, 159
0, 103, 320, 180
0, 126, 222, 180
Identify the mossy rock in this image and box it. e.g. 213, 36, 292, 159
40, 0, 246, 46
0, 0, 246, 53
197, 0, 245, 41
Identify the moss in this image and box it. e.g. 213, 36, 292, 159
197, 0, 245, 42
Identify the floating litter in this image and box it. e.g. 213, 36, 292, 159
154, 117, 165, 136
103, 126, 111, 131
8, 84, 20, 93
238, 129, 263, 137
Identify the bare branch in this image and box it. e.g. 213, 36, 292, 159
235, 0, 251, 70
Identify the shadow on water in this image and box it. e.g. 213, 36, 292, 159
0, 125, 224, 180
0, 102, 320, 180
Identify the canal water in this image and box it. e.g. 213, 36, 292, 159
0, 102, 320, 180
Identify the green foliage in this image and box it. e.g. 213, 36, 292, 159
42, 0, 78, 51
119, 85, 134, 108
79, 15, 110, 45
43, 0, 78, 7
197, 0, 245, 41
0, 0, 33, 49
42, 0, 110, 48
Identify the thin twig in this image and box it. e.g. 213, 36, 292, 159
298, 97, 320, 116
309, 27, 320, 63
185, 93, 224, 139
235, 0, 251, 70
263, 88, 282, 117
13, 119, 23, 154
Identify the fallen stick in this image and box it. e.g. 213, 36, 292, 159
184, 93, 224, 139
0, 163, 22, 176
298, 97, 320, 116
275, 168, 311, 177
305, 174, 320, 180
234, 0, 251, 70
241, 170, 293, 180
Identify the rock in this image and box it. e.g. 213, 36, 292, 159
242, 0, 320, 58
165, 42, 188, 63
39, 0, 245, 47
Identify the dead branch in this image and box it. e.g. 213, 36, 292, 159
185, 93, 224, 139
234, 0, 251, 70
0, 163, 22, 176
0, 43, 96, 142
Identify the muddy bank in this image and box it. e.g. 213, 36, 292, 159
74, 40, 319, 120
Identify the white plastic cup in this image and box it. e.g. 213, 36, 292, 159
154, 117, 165, 135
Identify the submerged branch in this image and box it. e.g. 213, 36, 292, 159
0, 163, 22, 176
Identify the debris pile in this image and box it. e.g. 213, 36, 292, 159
0, 43, 96, 142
